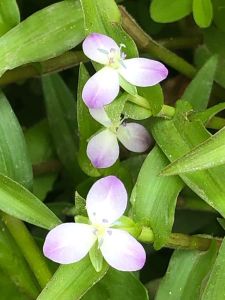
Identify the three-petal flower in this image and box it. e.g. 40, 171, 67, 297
43, 176, 146, 271
87, 108, 151, 168
82, 33, 168, 108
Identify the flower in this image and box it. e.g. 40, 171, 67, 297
87, 108, 151, 168
82, 33, 168, 108
43, 176, 146, 271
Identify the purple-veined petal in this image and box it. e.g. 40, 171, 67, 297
87, 129, 119, 168
100, 229, 146, 271
86, 176, 127, 225
82, 33, 119, 64
117, 122, 151, 152
89, 107, 112, 127
82, 67, 120, 108
43, 223, 96, 264
119, 58, 168, 87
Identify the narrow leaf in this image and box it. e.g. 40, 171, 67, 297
37, 257, 108, 300
183, 55, 218, 110
0, 173, 61, 229
83, 268, 148, 300
0, 0, 20, 36
0, 0, 84, 76
161, 126, 225, 175
156, 242, 217, 300
201, 239, 225, 299
42, 74, 80, 181
131, 146, 183, 249
0, 91, 33, 189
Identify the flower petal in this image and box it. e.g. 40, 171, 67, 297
89, 107, 112, 127
117, 122, 151, 152
86, 176, 127, 225
100, 229, 146, 271
82, 33, 119, 64
119, 58, 168, 87
82, 67, 120, 108
43, 223, 96, 264
87, 129, 119, 168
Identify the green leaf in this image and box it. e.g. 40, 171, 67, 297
89, 243, 104, 273
0, 0, 20, 36
150, 0, 192, 23
204, 26, 225, 57
0, 91, 33, 189
131, 146, 183, 249
156, 242, 217, 300
83, 268, 148, 300
161, 126, 225, 175
0, 173, 61, 229
80, 0, 138, 58
0, 220, 39, 299
193, 0, 213, 28
77, 64, 101, 177
37, 257, 108, 300
182, 55, 218, 110
0, 0, 84, 77
213, 0, 225, 33
42, 73, 80, 182
138, 84, 164, 115
191, 103, 225, 124
150, 100, 225, 218
201, 239, 225, 299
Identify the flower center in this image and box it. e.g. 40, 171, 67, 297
98, 44, 126, 69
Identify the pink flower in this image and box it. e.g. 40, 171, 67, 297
43, 176, 146, 271
82, 33, 168, 108
87, 108, 151, 168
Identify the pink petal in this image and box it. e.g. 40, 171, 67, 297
87, 129, 119, 168
82, 33, 119, 64
82, 67, 120, 108
117, 122, 151, 152
86, 176, 127, 225
43, 223, 96, 264
119, 58, 168, 87
89, 107, 112, 127
100, 229, 146, 271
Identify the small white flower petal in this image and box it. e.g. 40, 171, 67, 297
117, 122, 151, 152
100, 229, 146, 271
87, 129, 119, 168
82, 33, 119, 64
89, 107, 112, 127
86, 176, 127, 225
43, 223, 96, 264
82, 67, 120, 108
119, 58, 168, 87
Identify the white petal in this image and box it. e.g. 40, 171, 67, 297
119, 58, 168, 87
43, 223, 96, 264
89, 107, 112, 127
117, 122, 151, 152
87, 129, 119, 168
86, 176, 127, 225
82, 33, 119, 64
82, 67, 120, 108
100, 229, 146, 271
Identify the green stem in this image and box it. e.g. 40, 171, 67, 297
207, 116, 225, 130
139, 228, 222, 251
166, 233, 222, 251
2, 214, 52, 289
157, 36, 202, 50
120, 6, 196, 78
176, 196, 216, 213
0, 51, 87, 86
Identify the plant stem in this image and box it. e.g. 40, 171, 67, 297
119, 6, 196, 78
2, 213, 52, 289
0, 51, 87, 86
157, 36, 202, 50
166, 233, 222, 251
176, 196, 216, 213
207, 116, 225, 130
